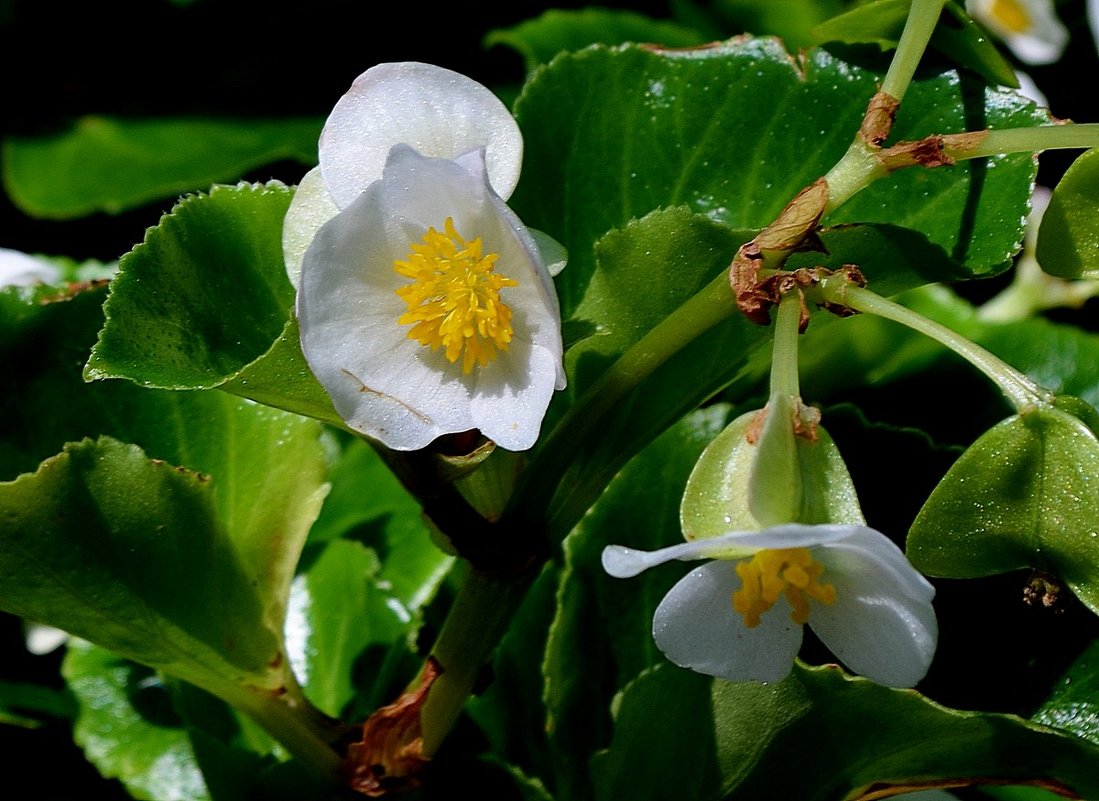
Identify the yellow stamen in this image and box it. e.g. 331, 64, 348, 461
393, 217, 517, 374
989, 0, 1031, 34
732, 547, 837, 628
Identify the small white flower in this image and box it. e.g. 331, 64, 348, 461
602, 524, 937, 688
0, 247, 60, 288
285, 63, 565, 451
967, 0, 1069, 65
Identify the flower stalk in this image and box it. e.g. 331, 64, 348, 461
814, 276, 1053, 412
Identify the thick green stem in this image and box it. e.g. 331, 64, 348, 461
420, 568, 533, 756
816, 278, 1053, 411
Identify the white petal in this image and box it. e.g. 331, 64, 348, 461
654, 560, 803, 683
0, 248, 60, 288
471, 339, 559, 450
319, 62, 523, 208
283, 166, 339, 292
809, 534, 938, 688
299, 144, 562, 451
822, 527, 935, 604
601, 523, 861, 578
1091, 0, 1099, 54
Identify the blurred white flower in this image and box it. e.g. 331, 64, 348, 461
0, 247, 60, 288
603, 524, 937, 687
285, 63, 565, 451
967, 0, 1068, 64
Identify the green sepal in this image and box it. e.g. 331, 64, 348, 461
681, 409, 864, 542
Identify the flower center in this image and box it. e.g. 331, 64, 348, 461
988, 0, 1030, 33
393, 217, 517, 374
732, 547, 836, 628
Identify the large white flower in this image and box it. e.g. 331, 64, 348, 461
284, 62, 566, 451
967, 0, 1068, 65
603, 524, 937, 688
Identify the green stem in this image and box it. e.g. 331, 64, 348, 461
816, 277, 1053, 411
822, 0, 946, 213
942, 124, 1099, 160
501, 268, 738, 531
183, 669, 342, 785
880, 0, 947, 102
769, 293, 803, 399
420, 568, 533, 756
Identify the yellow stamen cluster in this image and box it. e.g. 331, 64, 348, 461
989, 0, 1031, 33
732, 547, 837, 628
393, 217, 517, 374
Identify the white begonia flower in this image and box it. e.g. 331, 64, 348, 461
603, 524, 938, 688
0, 247, 60, 288
967, 0, 1069, 65
285, 62, 566, 451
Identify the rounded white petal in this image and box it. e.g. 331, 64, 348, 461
298, 144, 562, 451
320, 62, 523, 208
0, 247, 60, 288
808, 532, 938, 688
654, 560, 803, 683
283, 166, 339, 292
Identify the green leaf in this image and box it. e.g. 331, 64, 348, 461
2, 436, 286, 690
810, 0, 1018, 87
908, 406, 1099, 613
289, 539, 410, 719
711, 0, 848, 51
2, 115, 321, 219
84, 182, 340, 424
63, 641, 212, 801
1034, 637, 1099, 748
513, 39, 1043, 320
0, 679, 75, 728
1036, 148, 1099, 279
592, 664, 1099, 800
486, 8, 708, 73
543, 406, 731, 801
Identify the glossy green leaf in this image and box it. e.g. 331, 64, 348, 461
1036, 148, 1099, 279
1, 436, 287, 689
810, 0, 1018, 87
63, 641, 212, 801
84, 182, 340, 425
288, 539, 409, 719
544, 406, 732, 801
682, 409, 864, 540
1034, 637, 1099, 748
908, 406, 1099, 613
486, 8, 708, 73
2, 115, 321, 219
512, 39, 1044, 319
592, 664, 1099, 800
